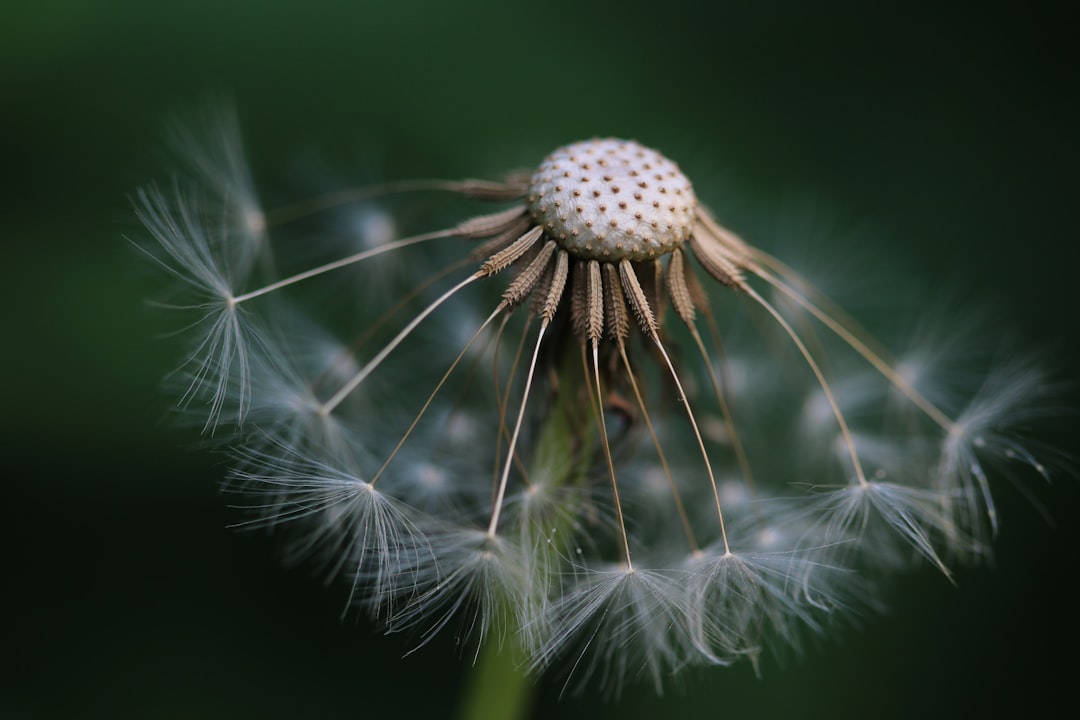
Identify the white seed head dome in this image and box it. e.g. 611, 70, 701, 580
526, 138, 697, 261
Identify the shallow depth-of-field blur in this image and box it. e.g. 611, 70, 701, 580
3, 2, 1078, 718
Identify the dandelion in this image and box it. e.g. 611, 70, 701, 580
136, 115, 1066, 701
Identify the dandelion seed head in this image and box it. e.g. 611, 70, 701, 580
527, 138, 696, 261
642, 465, 672, 498
414, 462, 447, 491
803, 389, 837, 427
349, 206, 397, 250
387, 527, 533, 654
244, 207, 267, 235
444, 409, 480, 444
754, 526, 785, 550
137, 111, 1070, 696
530, 566, 700, 697
701, 414, 733, 445
893, 358, 919, 388
167, 102, 268, 264
718, 479, 751, 509
686, 549, 828, 665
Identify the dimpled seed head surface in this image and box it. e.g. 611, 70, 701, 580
526, 139, 697, 262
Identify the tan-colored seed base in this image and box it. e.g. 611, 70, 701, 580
526, 139, 696, 262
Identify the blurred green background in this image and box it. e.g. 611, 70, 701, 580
3, 1, 1079, 718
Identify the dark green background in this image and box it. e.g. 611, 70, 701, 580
4, 2, 1079, 718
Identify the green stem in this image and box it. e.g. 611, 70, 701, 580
457, 337, 593, 720
456, 636, 535, 720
